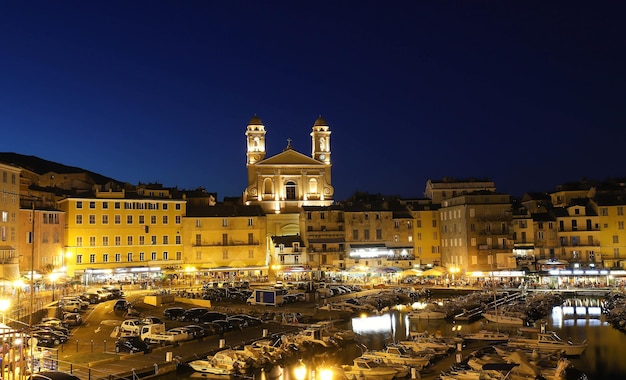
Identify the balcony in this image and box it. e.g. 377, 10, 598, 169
193, 240, 260, 247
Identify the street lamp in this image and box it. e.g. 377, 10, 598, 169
294, 360, 307, 380
49, 272, 59, 302
0, 298, 10, 324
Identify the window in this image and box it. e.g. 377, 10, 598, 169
407, 221, 412, 229
376, 229, 382, 239
222, 249, 228, 260
127, 253, 133, 262
613, 235, 619, 244
285, 181, 296, 200
115, 236, 121, 246
139, 215, 144, 224
76, 201, 83, 209
175, 203, 181, 210
151, 252, 157, 260
151, 215, 157, 224
248, 218, 253, 226
127, 236, 133, 245
102, 202, 108, 209
619, 221, 624, 230
127, 215, 133, 224
139, 236, 145, 245
89, 201, 96, 209
163, 252, 168, 260
89, 236, 96, 246
114, 215, 121, 224
151, 235, 157, 245
102, 215, 108, 224
162, 235, 168, 244
89, 215, 96, 224
364, 229, 370, 240
537, 231, 545, 239
75, 215, 82, 224
432, 220, 437, 227
163, 203, 168, 210
417, 232, 422, 240
619, 207, 624, 216
103, 253, 109, 263
471, 238, 476, 246
321, 212, 326, 220
307, 212, 312, 220
222, 218, 228, 227
248, 233, 254, 245
394, 221, 399, 229
601, 208, 609, 216
393, 234, 399, 242
114, 202, 121, 209
115, 253, 121, 262
352, 230, 358, 240
175, 235, 181, 244
103, 236, 109, 246
89, 254, 96, 263
162, 215, 168, 224
76, 254, 82, 264
195, 234, 201, 245
76, 236, 83, 247
175, 215, 181, 224
139, 252, 145, 261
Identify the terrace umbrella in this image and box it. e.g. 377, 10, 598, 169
421, 267, 446, 277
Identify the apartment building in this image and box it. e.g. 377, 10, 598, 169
182, 204, 267, 282
58, 185, 185, 285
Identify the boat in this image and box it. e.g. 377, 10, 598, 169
339, 357, 410, 380
506, 331, 587, 356
188, 352, 244, 376
482, 310, 526, 325
407, 308, 448, 320
360, 344, 431, 369
463, 329, 510, 342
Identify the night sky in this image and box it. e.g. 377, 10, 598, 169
1, 2, 625, 201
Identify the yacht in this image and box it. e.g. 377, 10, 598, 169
506, 331, 587, 356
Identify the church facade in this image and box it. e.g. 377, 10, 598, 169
243, 115, 334, 215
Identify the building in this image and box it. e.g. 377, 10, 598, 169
439, 191, 514, 273
424, 178, 496, 204
182, 204, 267, 283
58, 184, 185, 286
243, 115, 334, 215
0, 162, 21, 287
300, 205, 346, 279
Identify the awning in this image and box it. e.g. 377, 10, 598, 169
374, 266, 402, 274
421, 267, 446, 277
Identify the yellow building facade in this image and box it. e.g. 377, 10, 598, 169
58, 185, 185, 285
181, 204, 268, 283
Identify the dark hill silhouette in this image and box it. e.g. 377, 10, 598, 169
0, 152, 120, 185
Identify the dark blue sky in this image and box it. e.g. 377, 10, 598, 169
1, 2, 625, 201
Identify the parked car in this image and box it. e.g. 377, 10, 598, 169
32, 324, 70, 337
102, 285, 124, 298
120, 319, 145, 334
115, 336, 150, 354
211, 319, 236, 332
179, 325, 206, 339
63, 312, 82, 326
59, 296, 89, 310
60, 300, 83, 313
225, 317, 247, 329
30, 330, 68, 347
166, 327, 194, 341
177, 307, 209, 322
201, 321, 225, 335
113, 299, 130, 311
81, 292, 101, 304
40, 317, 68, 329
229, 314, 263, 326
196, 311, 227, 324
162, 307, 185, 320
141, 316, 164, 326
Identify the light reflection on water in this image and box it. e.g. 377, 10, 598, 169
172, 296, 624, 380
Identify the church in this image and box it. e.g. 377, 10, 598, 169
243, 115, 335, 215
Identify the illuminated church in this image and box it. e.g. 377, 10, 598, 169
243, 115, 334, 215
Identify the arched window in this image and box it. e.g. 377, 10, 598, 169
263, 178, 273, 195
285, 181, 297, 200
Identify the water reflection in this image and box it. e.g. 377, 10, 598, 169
174, 296, 625, 380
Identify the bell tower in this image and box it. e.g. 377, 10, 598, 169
311, 115, 331, 164
245, 115, 266, 166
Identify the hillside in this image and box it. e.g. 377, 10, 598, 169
0, 152, 120, 185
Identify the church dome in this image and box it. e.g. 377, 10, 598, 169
313, 116, 328, 127
248, 115, 263, 125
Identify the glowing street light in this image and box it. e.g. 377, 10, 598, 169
49, 272, 60, 302
0, 299, 10, 324
293, 360, 307, 380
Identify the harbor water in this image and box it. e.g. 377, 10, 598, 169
167, 295, 623, 380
